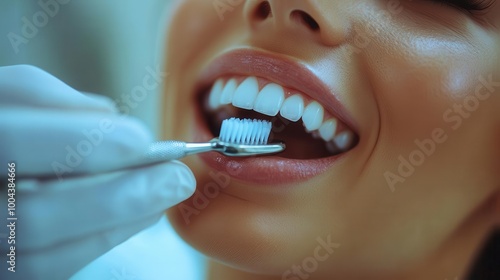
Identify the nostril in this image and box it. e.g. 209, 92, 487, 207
291, 10, 320, 32
254, 1, 272, 20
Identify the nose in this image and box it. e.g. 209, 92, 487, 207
243, 0, 348, 47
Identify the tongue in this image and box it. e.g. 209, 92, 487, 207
208, 108, 331, 159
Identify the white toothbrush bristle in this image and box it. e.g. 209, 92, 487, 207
219, 118, 272, 145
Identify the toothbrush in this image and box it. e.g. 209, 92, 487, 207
14, 118, 284, 180
143, 118, 285, 163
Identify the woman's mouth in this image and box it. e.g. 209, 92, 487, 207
201, 76, 357, 159
191, 49, 359, 185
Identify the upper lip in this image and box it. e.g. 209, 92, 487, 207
195, 48, 358, 133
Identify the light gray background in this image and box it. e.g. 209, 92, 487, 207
0, 0, 170, 136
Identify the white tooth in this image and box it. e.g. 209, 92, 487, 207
208, 79, 224, 110
319, 119, 338, 141
334, 130, 354, 151
232, 77, 259, 109
253, 83, 285, 116
220, 79, 238, 105
279, 94, 304, 122
302, 101, 324, 131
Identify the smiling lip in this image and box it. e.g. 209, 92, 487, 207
192, 48, 356, 185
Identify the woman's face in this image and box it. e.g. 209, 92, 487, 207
164, 1, 500, 278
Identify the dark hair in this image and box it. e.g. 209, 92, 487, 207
466, 229, 500, 279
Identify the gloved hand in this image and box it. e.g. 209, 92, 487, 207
0, 65, 196, 280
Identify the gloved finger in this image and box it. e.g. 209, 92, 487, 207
80, 91, 120, 112
15, 160, 196, 250
81, 91, 118, 112
0, 65, 116, 113
6, 214, 163, 280
0, 108, 152, 177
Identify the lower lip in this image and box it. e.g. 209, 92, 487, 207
192, 107, 346, 185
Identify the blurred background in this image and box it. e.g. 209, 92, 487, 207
0, 0, 168, 136
0, 1, 205, 279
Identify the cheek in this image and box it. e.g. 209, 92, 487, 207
337, 13, 500, 266
360, 19, 496, 148
168, 0, 218, 62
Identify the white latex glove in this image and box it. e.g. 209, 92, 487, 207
0, 65, 196, 280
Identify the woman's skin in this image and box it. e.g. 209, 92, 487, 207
163, 1, 500, 279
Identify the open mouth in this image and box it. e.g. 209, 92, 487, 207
199, 76, 358, 160
190, 49, 359, 184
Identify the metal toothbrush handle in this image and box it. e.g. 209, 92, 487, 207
142, 139, 285, 165
143, 141, 214, 163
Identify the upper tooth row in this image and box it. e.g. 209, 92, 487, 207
207, 77, 354, 151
